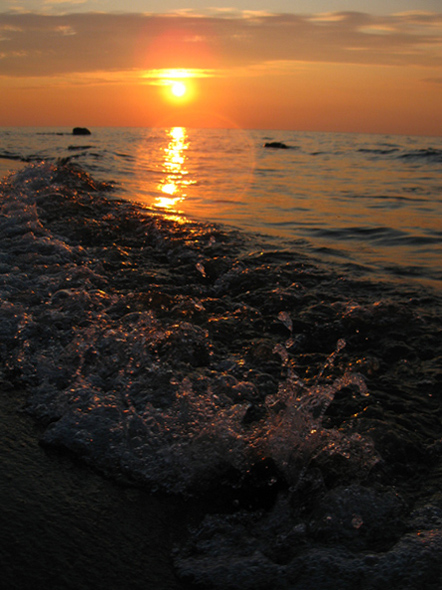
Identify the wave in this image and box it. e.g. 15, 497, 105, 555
2, 161, 442, 588
355, 146, 442, 164
0, 151, 33, 163
0, 161, 375, 493
399, 147, 442, 162
357, 147, 399, 155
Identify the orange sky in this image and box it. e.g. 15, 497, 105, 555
1, 10, 442, 135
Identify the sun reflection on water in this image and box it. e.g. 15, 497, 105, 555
155, 127, 192, 211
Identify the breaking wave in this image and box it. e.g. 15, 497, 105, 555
2, 161, 442, 588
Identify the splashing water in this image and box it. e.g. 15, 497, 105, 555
3, 157, 442, 590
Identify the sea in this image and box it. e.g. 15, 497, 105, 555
1, 126, 442, 589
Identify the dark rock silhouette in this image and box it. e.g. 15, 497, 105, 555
264, 141, 289, 149
73, 127, 91, 136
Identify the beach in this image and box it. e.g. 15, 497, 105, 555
0, 385, 188, 590
1, 131, 442, 588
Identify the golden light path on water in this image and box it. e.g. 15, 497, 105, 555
131, 124, 256, 226
154, 127, 193, 211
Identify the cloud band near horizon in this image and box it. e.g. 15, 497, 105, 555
1, 10, 442, 82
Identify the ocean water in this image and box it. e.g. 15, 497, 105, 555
1, 126, 442, 289
1, 127, 442, 588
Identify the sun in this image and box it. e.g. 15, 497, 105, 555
171, 81, 187, 98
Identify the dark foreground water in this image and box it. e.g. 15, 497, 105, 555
1, 161, 442, 589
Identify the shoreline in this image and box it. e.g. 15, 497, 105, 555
0, 386, 186, 590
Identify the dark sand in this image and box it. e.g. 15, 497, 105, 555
0, 386, 186, 590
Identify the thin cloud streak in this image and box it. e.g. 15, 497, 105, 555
1, 11, 442, 81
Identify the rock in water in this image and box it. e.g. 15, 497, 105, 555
73, 127, 91, 136
264, 141, 289, 149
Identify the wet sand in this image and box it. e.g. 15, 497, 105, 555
0, 386, 186, 590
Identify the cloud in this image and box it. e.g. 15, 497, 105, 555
3, 0, 89, 14
307, 13, 348, 23
142, 67, 216, 86
0, 10, 441, 80
43, 0, 87, 5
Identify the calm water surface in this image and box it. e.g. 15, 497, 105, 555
1, 126, 441, 288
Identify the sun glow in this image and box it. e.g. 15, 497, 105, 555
166, 77, 193, 103
142, 68, 210, 105
171, 81, 187, 98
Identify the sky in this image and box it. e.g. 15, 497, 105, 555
1, 1, 442, 135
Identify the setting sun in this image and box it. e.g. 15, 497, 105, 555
171, 81, 187, 98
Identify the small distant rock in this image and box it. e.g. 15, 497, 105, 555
264, 141, 289, 149
72, 127, 91, 136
